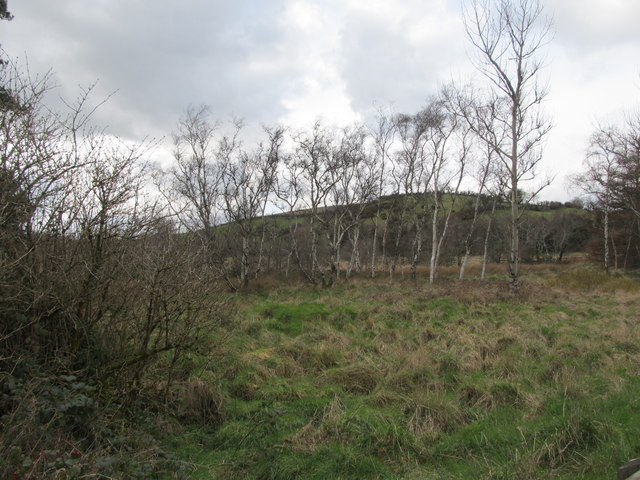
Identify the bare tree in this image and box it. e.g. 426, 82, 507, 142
274, 151, 307, 279
462, 0, 553, 291
427, 105, 470, 284
292, 121, 340, 285
0, 60, 80, 351
159, 107, 254, 288
0, 59, 235, 477
325, 125, 377, 280
318, 125, 375, 284
575, 126, 619, 274
345, 151, 379, 277
368, 107, 396, 277
386, 163, 412, 278
458, 141, 494, 280
610, 115, 640, 219
220, 124, 281, 288
254, 126, 285, 277
393, 99, 468, 283
576, 115, 640, 272
166, 105, 222, 233
394, 108, 436, 279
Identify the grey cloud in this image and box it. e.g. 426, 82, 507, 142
5, 1, 297, 140
337, 4, 467, 119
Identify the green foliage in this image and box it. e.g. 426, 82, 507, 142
0, 366, 190, 479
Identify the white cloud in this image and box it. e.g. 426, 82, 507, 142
539, 0, 640, 199
276, 1, 360, 127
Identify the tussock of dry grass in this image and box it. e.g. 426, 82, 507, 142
405, 393, 466, 443
322, 364, 382, 394
182, 377, 225, 426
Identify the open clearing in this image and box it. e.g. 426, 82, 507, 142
164, 266, 640, 479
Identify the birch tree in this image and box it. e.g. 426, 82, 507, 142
428, 113, 470, 283
220, 125, 281, 288
167, 106, 222, 233
575, 127, 618, 274
395, 108, 434, 280
368, 108, 396, 277
458, 141, 494, 280
576, 117, 640, 273
319, 125, 375, 285
463, 0, 553, 291
293, 122, 339, 284
274, 151, 307, 279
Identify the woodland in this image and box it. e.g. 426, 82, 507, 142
2, 0, 640, 478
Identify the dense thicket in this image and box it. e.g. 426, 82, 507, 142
0, 61, 229, 478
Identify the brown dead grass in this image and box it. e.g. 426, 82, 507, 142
182, 377, 225, 426
322, 364, 382, 394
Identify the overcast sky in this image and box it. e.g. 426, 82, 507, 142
2, 0, 639, 201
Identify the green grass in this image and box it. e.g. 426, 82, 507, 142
162, 267, 640, 479
258, 301, 330, 335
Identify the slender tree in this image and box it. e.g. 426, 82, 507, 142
462, 0, 553, 291
427, 104, 470, 284
274, 152, 307, 279
220, 125, 281, 288
459, 141, 493, 280
368, 107, 396, 277
394, 107, 436, 279
575, 126, 619, 274
165, 105, 222, 233
292, 121, 339, 284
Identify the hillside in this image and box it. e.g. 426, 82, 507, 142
248, 191, 592, 283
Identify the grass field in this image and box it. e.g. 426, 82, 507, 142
163, 264, 640, 479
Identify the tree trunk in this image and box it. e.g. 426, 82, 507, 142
623, 218, 637, 273
241, 234, 250, 289
310, 219, 320, 284
380, 217, 388, 276
603, 206, 610, 274
610, 226, 618, 273
348, 225, 361, 278
370, 213, 379, 278
429, 196, 440, 284
481, 196, 497, 280
508, 101, 520, 292
433, 191, 460, 283
411, 228, 423, 280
